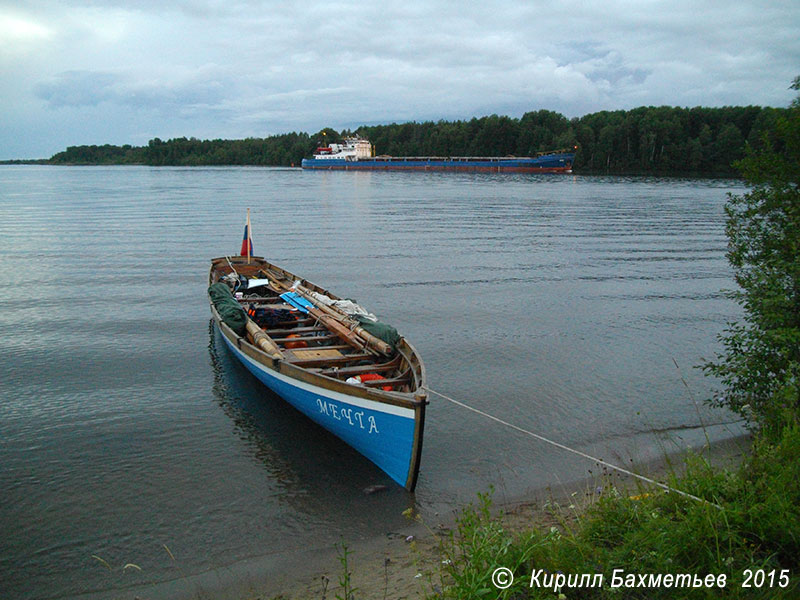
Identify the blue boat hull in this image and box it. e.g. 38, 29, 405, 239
214, 319, 422, 488
301, 152, 574, 172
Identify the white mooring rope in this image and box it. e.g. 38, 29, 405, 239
425, 387, 723, 510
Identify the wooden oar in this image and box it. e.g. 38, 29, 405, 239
245, 320, 284, 360
293, 286, 396, 356
258, 268, 394, 356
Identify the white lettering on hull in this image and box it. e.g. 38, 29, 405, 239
317, 399, 380, 434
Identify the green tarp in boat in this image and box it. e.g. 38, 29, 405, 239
355, 314, 401, 350
208, 282, 247, 335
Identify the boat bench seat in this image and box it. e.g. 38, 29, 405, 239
265, 325, 328, 336
318, 362, 399, 377
285, 350, 375, 368
235, 296, 282, 303
359, 375, 411, 389
271, 333, 339, 344
248, 302, 297, 311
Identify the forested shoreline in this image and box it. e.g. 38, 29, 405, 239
46, 105, 788, 175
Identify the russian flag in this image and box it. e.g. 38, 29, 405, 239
240, 209, 253, 258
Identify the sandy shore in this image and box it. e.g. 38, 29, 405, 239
205, 433, 750, 600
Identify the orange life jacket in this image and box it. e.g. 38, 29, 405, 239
284, 334, 308, 349
359, 372, 392, 391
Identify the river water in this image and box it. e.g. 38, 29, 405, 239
0, 166, 747, 599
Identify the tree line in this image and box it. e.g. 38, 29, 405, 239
48, 133, 313, 167
49, 104, 789, 175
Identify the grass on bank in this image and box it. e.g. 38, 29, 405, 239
425, 425, 799, 599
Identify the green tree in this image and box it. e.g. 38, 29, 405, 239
704, 77, 800, 438
49, 103, 781, 172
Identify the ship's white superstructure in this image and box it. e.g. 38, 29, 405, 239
313, 137, 373, 161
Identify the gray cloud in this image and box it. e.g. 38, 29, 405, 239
35, 67, 232, 116
35, 70, 119, 107
2, 0, 799, 158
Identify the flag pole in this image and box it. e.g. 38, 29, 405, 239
246, 208, 251, 264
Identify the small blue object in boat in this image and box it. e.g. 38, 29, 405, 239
280, 291, 315, 314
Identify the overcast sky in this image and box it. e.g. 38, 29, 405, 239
1, 1, 798, 159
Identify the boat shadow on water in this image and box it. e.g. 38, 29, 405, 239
207, 320, 415, 508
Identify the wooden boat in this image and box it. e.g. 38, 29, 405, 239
208, 254, 428, 491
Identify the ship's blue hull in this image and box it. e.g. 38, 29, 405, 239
216, 322, 418, 487
301, 152, 574, 172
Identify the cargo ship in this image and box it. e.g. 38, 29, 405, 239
301, 137, 575, 173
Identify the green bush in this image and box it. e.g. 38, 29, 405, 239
703, 77, 800, 438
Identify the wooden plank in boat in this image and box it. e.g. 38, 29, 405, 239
290, 348, 344, 360
272, 333, 338, 342
288, 351, 375, 367
245, 303, 297, 311
235, 296, 281, 303
319, 361, 399, 376
361, 376, 411, 389
265, 325, 328, 335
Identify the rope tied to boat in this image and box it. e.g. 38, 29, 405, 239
224, 255, 238, 278
425, 387, 723, 510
